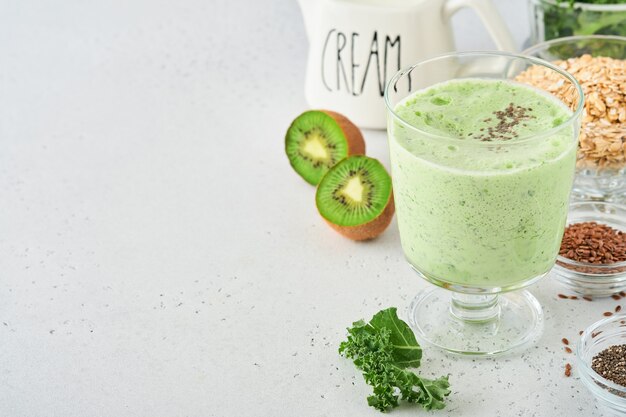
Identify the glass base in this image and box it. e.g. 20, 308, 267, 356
408, 287, 543, 357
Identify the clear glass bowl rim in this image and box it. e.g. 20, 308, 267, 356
531, 0, 626, 12
383, 51, 584, 147
577, 314, 626, 397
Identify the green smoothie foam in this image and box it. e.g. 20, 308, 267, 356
389, 78, 577, 288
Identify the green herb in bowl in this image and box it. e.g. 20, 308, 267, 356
530, 0, 626, 42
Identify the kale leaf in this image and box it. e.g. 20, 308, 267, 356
339, 307, 450, 412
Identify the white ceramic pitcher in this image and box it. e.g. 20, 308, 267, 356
299, 0, 517, 129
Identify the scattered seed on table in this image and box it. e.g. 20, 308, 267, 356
562, 338, 569, 345
565, 347, 573, 354
620, 291, 626, 297
570, 296, 579, 300
605, 312, 614, 317
583, 296, 593, 302
579, 330, 584, 336
558, 294, 568, 299
613, 294, 622, 301
593, 331, 603, 338
617, 305, 622, 313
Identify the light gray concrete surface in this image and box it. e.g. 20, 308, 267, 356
0, 0, 615, 416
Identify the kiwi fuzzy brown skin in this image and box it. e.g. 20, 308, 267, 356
320, 110, 366, 156
323, 192, 395, 241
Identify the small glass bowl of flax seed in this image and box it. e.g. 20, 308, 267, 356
521, 35, 626, 202
578, 314, 626, 415
552, 201, 626, 297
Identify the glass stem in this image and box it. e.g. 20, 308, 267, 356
450, 293, 501, 323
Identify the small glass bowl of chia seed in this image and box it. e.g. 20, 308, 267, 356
578, 314, 626, 414
552, 201, 626, 297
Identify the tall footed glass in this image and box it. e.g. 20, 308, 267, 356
385, 52, 583, 356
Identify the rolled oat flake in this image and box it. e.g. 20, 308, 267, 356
592, 344, 626, 387
515, 55, 626, 171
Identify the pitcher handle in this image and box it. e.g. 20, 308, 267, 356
443, 0, 517, 51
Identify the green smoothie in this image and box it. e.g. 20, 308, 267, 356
389, 78, 577, 289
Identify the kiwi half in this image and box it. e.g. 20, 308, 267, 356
316, 155, 394, 241
285, 110, 365, 185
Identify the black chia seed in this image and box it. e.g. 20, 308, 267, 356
475, 103, 536, 142
592, 344, 626, 387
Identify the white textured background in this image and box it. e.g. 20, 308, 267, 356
0, 1, 616, 416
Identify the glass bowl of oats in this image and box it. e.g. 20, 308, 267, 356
521, 35, 626, 202
552, 201, 626, 297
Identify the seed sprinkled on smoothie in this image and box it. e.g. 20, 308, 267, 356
476, 103, 536, 142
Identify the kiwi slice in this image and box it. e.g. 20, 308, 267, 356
316, 155, 394, 241
285, 110, 365, 185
